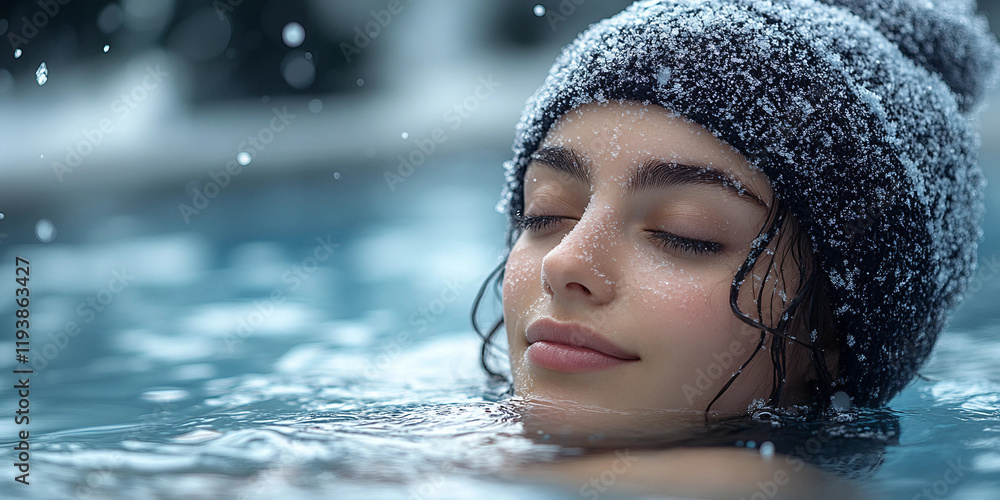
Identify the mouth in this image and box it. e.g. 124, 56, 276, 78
525, 318, 639, 373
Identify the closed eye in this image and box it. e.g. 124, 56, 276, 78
646, 231, 722, 255
516, 211, 722, 255
515, 212, 570, 232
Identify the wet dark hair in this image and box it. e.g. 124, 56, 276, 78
470, 192, 841, 414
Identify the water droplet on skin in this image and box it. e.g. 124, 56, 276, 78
533, 4, 546, 17
103, 45, 110, 53
401, 132, 409, 139
14, 49, 21, 58
281, 22, 305, 48
35, 219, 55, 242
237, 152, 252, 165
35, 62, 47, 85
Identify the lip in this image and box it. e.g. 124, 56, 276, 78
525, 318, 639, 373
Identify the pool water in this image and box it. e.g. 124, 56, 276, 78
2, 154, 999, 499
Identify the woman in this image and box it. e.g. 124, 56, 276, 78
474, 0, 998, 495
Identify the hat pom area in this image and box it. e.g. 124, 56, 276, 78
819, 0, 1000, 112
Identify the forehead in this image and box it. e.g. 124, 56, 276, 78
536, 101, 772, 202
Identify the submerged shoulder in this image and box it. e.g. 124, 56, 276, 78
512, 446, 868, 500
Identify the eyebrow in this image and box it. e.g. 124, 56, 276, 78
529, 146, 767, 209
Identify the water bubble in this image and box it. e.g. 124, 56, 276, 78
103, 45, 110, 53
281, 22, 305, 48
35, 219, 55, 242
533, 4, 546, 17
308, 98, 323, 113
401, 132, 409, 140
759, 441, 775, 460
237, 152, 252, 165
0, 213, 5, 220
35, 62, 47, 85
261, 95, 269, 104
97, 3, 125, 34
831, 391, 851, 411
356, 78, 365, 87
304, 51, 312, 60
334, 172, 341, 180
14, 48, 22, 58
281, 54, 315, 89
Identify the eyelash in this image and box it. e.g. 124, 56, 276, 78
515, 212, 565, 232
645, 231, 722, 255
515, 211, 722, 255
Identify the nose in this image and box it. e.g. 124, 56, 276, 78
540, 210, 617, 305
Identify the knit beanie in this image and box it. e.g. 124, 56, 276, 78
497, 0, 1000, 407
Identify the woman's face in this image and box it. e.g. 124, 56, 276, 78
503, 100, 791, 414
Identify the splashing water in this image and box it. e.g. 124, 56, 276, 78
35, 61, 47, 85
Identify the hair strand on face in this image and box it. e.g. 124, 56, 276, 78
707, 198, 837, 416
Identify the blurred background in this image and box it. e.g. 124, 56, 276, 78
0, 0, 675, 432
0, 0, 997, 451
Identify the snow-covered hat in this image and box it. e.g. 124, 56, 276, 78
497, 0, 999, 406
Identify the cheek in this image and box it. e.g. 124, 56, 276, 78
502, 243, 541, 340
629, 265, 747, 365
